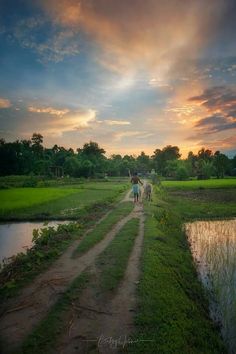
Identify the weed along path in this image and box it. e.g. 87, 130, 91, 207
0, 188, 145, 353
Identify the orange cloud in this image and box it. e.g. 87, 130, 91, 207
26, 105, 97, 135
188, 86, 236, 134
0, 98, 12, 109
40, 0, 226, 76
101, 120, 131, 126
28, 106, 69, 116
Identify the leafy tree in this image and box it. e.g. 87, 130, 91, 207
78, 141, 106, 177
176, 166, 189, 180
64, 156, 80, 177
213, 151, 229, 178
137, 151, 150, 173
153, 145, 181, 175
31, 133, 44, 158
197, 148, 213, 161
165, 159, 190, 180
187, 151, 198, 177
0, 133, 235, 180
197, 160, 214, 179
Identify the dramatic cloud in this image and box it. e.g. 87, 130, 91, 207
40, 0, 226, 74
189, 86, 236, 133
0, 98, 12, 109
191, 135, 236, 155
0, 0, 235, 156
189, 86, 236, 113
26, 105, 97, 135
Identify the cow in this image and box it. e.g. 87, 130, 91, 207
144, 182, 152, 201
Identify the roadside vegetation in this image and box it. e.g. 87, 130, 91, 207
127, 181, 236, 353
0, 209, 98, 301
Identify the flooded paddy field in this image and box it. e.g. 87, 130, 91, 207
186, 219, 236, 353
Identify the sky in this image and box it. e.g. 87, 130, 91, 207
0, 0, 236, 157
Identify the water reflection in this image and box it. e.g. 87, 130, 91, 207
0, 221, 70, 264
185, 219, 236, 353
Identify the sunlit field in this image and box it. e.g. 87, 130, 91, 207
0, 181, 128, 220
162, 178, 236, 190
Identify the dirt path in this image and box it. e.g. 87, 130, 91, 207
54, 203, 145, 354
0, 190, 135, 353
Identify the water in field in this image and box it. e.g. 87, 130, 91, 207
185, 219, 236, 353
0, 220, 70, 264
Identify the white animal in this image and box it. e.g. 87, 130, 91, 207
144, 182, 152, 201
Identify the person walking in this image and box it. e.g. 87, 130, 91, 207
130, 172, 143, 203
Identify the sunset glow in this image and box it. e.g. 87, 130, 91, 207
0, 0, 235, 156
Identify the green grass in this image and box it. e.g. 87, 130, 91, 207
0, 182, 129, 220
73, 201, 134, 256
165, 189, 236, 221
0, 188, 77, 211
96, 217, 139, 292
14, 272, 90, 354
162, 178, 236, 190
127, 189, 228, 354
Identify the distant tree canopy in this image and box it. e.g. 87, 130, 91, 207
0, 133, 235, 179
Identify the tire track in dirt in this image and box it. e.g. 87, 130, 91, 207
0, 190, 134, 353
54, 202, 145, 354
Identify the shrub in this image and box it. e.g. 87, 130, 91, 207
176, 166, 189, 180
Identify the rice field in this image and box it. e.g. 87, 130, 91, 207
0, 181, 128, 220
185, 219, 236, 353
163, 178, 236, 190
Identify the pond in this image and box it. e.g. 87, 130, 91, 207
0, 220, 70, 264
185, 219, 236, 353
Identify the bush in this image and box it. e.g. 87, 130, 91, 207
36, 180, 50, 187
176, 166, 189, 180
0, 183, 10, 189
22, 178, 38, 187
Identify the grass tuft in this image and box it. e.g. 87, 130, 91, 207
96, 217, 139, 292
73, 201, 134, 256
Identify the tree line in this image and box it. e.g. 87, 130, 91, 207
0, 133, 235, 179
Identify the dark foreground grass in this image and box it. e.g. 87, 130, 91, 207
127, 189, 227, 354
73, 201, 134, 256
96, 217, 139, 292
